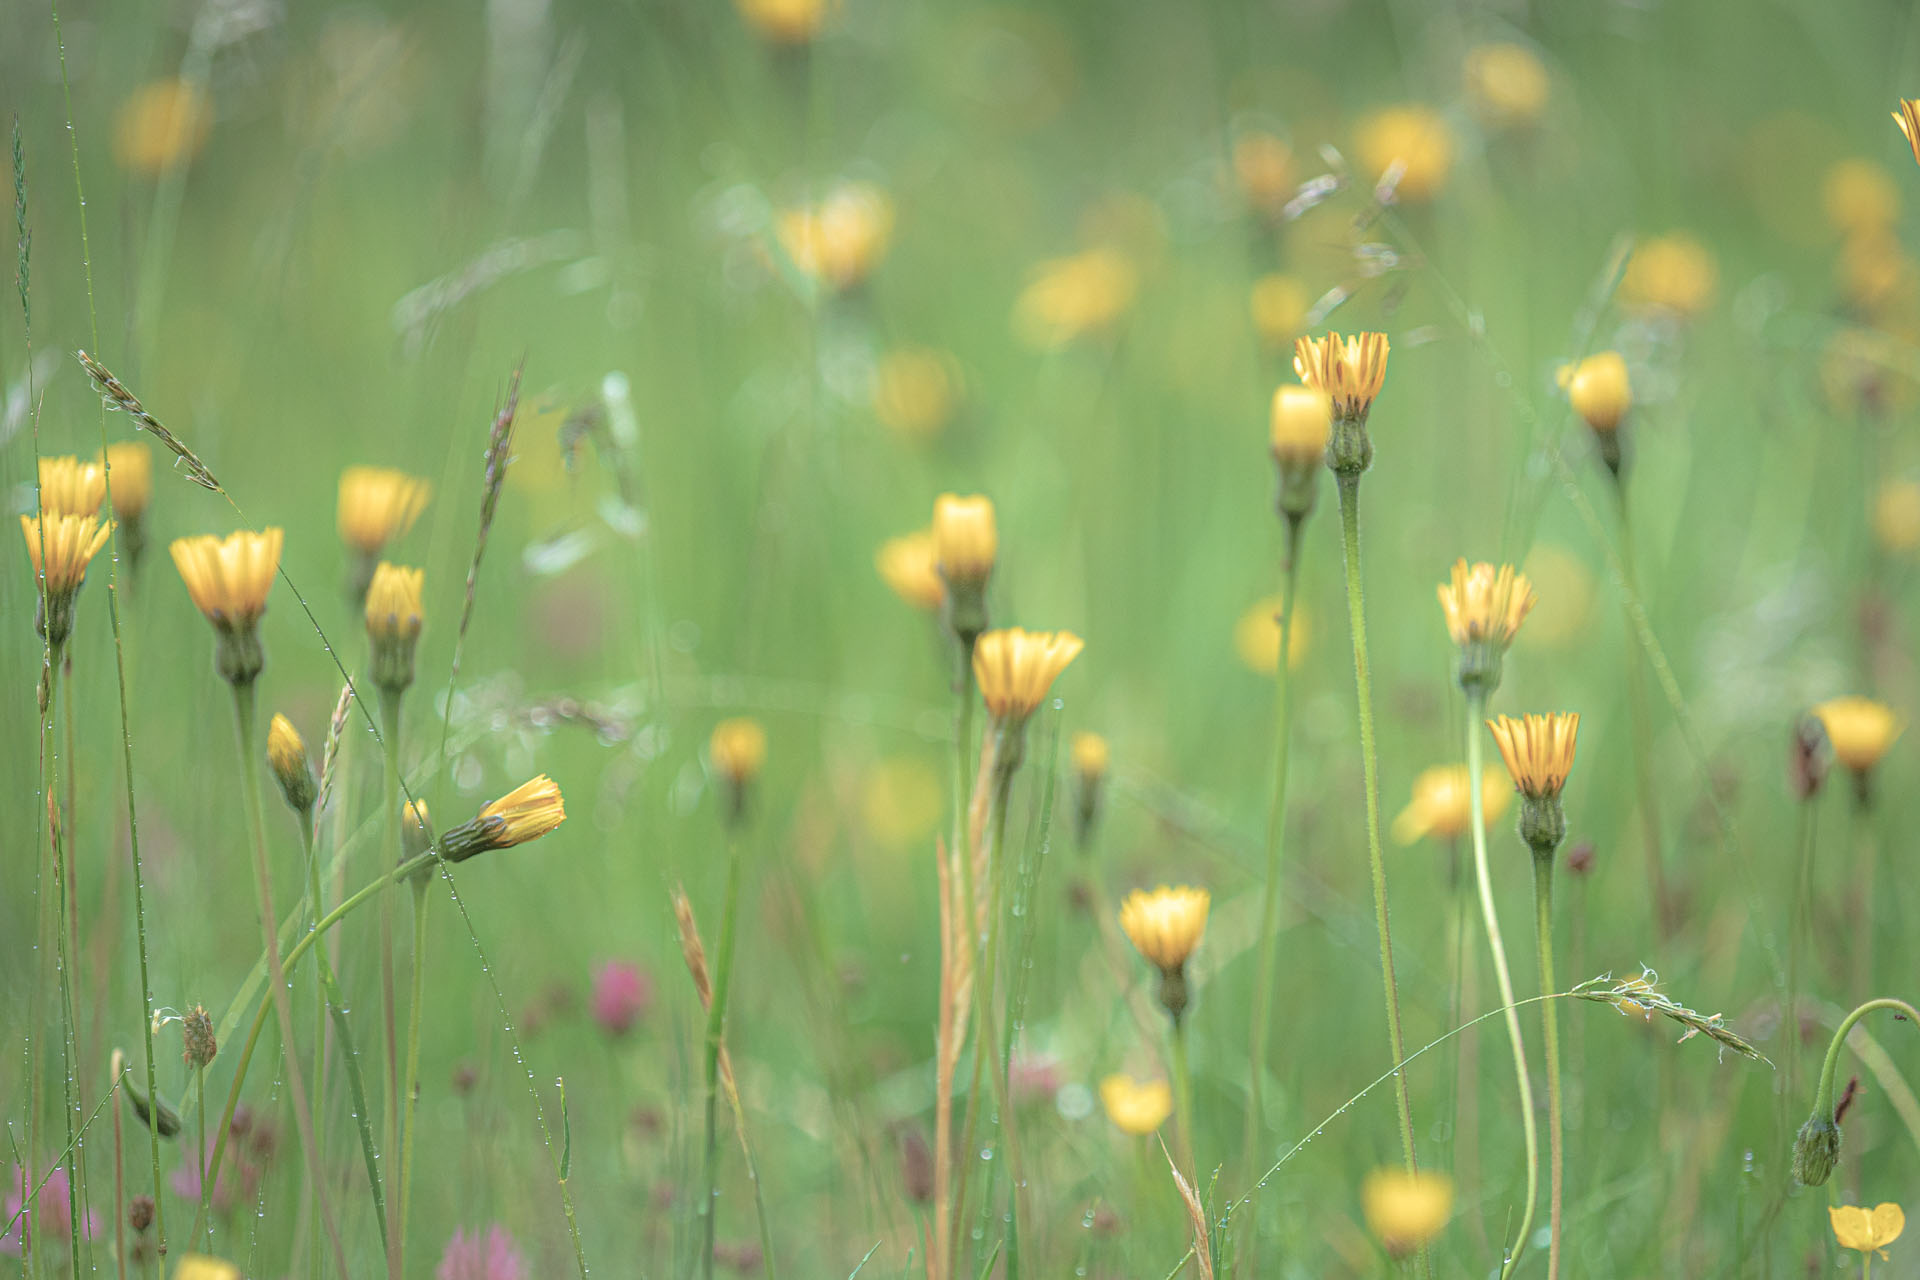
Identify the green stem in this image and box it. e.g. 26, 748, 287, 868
946, 648, 981, 1274
1615, 484, 1671, 932
1333, 473, 1421, 1181
195, 1069, 209, 1251
1783, 803, 1816, 1127
377, 688, 404, 1280
973, 753, 1022, 1254
1810, 999, 1920, 1121
703, 825, 748, 1280
1169, 1017, 1196, 1179
1246, 516, 1304, 1189
398, 879, 430, 1261
1532, 858, 1564, 1280
45, 648, 85, 1270
1465, 692, 1539, 1279
231, 681, 348, 1279
303, 813, 327, 1280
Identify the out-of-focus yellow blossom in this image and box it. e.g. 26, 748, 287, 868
872, 348, 961, 442
1250, 274, 1311, 350
1391, 765, 1511, 845
1621, 233, 1718, 318
1824, 159, 1900, 238
1356, 105, 1453, 202
1874, 480, 1920, 552
1118, 885, 1209, 974
1234, 595, 1311, 675
1233, 131, 1294, 218
1813, 697, 1903, 775
1099, 1074, 1173, 1136
1829, 1201, 1904, 1258
777, 181, 893, 292
736, 0, 833, 44
1515, 545, 1594, 650
1463, 43, 1550, 131
1013, 249, 1137, 350
1361, 1168, 1454, 1257
1561, 352, 1632, 434
861, 757, 943, 849
875, 531, 945, 612
114, 79, 212, 176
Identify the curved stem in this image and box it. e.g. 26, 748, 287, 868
1334, 473, 1421, 1181
398, 880, 430, 1261
1533, 858, 1564, 1280
702, 826, 747, 1280
1466, 692, 1539, 1279
1811, 999, 1920, 1120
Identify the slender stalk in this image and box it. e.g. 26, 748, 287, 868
376, 688, 404, 1280
194, 1069, 210, 1250
1614, 485, 1671, 933
1846, 791, 1877, 1031
230, 681, 349, 1278
113, 1064, 127, 1280
702, 826, 748, 1280
1333, 473, 1421, 1178
1465, 693, 1539, 1279
945, 650, 981, 1274
303, 815, 328, 1280
398, 879, 431, 1258
1532, 858, 1565, 1279
1245, 516, 1304, 1186
1783, 803, 1816, 1124
1169, 1018, 1196, 1179
46, 646, 86, 1269
1808, 999, 1920, 1124
971, 751, 1023, 1252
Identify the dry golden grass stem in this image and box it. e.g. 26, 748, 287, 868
315, 682, 353, 825
1162, 1137, 1215, 1280
670, 886, 744, 1117
930, 835, 969, 1280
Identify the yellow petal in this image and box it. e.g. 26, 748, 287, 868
1831, 1204, 1875, 1251
1870, 1202, 1905, 1248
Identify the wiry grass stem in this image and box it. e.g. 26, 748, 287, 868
1532, 857, 1565, 1279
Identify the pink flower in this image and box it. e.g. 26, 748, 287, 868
3, 1165, 102, 1255
168, 1133, 259, 1216
591, 960, 653, 1037
438, 1224, 528, 1280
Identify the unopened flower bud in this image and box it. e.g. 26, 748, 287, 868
1793, 1111, 1842, 1186
267, 714, 317, 816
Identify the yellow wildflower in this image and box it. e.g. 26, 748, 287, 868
1621, 234, 1717, 317
1486, 712, 1580, 800
1361, 1168, 1454, 1257
973, 628, 1084, 725
1294, 331, 1389, 421
1233, 595, 1310, 676
1118, 885, 1209, 974
1013, 249, 1137, 350
1099, 1074, 1173, 1136
872, 348, 961, 442
113, 79, 212, 176
38, 456, 107, 518
1830, 1202, 1904, 1259
1356, 106, 1453, 201
1813, 697, 1903, 775
876, 531, 945, 612
1391, 765, 1511, 845
1464, 43, 1549, 130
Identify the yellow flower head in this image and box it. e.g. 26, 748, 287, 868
1486, 712, 1580, 800
21, 513, 114, 597
1874, 480, 1920, 553
932, 494, 997, 590
170, 1255, 242, 1280
1099, 1074, 1173, 1136
1894, 99, 1920, 167
1621, 233, 1718, 317
338, 466, 430, 557
1071, 731, 1110, 783
1437, 560, 1536, 651
443, 775, 567, 862
39, 456, 108, 518
1361, 1168, 1454, 1257
1232, 131, 1294, 217
100, 442, 154, 521
1562, 351, 1632, 434
266, 714, 317, 815
1270, 384, 1332, 473
1356, 105, 1453, 201
113, 79, 212, 176
1830, 1202, 1904, 1258
1234, 595, 1311, 676
1293, 331, 1390, 421
1813, 697, 1903, 774
735, 0, 832, 44
1824, 159, 1900, 237
171, 528, 282, 631
1013, 248, 1137, 350
1118, 884, 1210, 974
402, 799, 434, 858
364, 562, 425, 645
1463, 43, 1549, 131
973, 627, 1084, 725
777, 181, 894, 292
1249, 273, 1310, 350
709, 718, 768, 787
872, 348, 961, 442
876, 531, 946, 612
1391, 765, 1512, 845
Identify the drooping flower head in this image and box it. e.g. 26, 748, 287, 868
1830, 1202, 1904, 1259
972, 627, 1084, 729
875, 531, 945, 613
1119, 884, 1210, 1022
21, 513, 114, 646
1099, 1074, 1173, 1137
1361, 1168, 1454, 1258
38, 456, 107, 518
171, 528, 283, 685
440, 776, 567, 864
266, 714, 317, 817
1894, 99, 1920, 168
1487, 712, 1580, 856
1391, 765, 1512, 846
1437, 559, 1536, 693
364, 562, 425, 693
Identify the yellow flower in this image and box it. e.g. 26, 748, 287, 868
1391, 765, 1511, 845
1830, 1201, 1904, 1257
113, 79, 212, 176
1355, 105, 1453, 201
1515, 545, 1593, 650
1562, 351, 1631, 434
170, 1255, 242, 1280
776, 181, 894, 292
1437, 560, 1536, 650
1249, 274, 1311, 350
932, 494, 997, 590
1361, 1168, 1454, 1257
876, 531, 945, 612
1874, 480, 1920, 552
1824, 159, 1900, 237
1463, 43, 1549, 130
1233, 595, 1311, 676
1270, 384, 1332, 473
1071, 731, 1110, 782
1486, 712, 1580, 800
266, 714, 317, 815
861, 757, 943, 850
38, 456, 107, 518
1813, 697, 1903, 774
1621, 233, 1717, 317
1118, 884, 1209, 974
443, 775, 567, 862
402, 798, 434, 857
1099, 1074, 1173, 1136
735, 0, 832, 44
709, 718, 768, 786
338, 466, 431, 557
364, 562, 425, 644
171, 529, 282, 630
1232, 131, 1294, 217
872, 348, 961, 442
973, 628, 1084, 724
1894, 99, 1920, 167
21, 513, 113, 596
1013, 249, 1137, 350
100, 442, 154, 522
1293, 331, 1390, 421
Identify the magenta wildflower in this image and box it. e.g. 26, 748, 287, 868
438, 1224, 528, 1280
590, 960, 654, 1036
3, 1165, 102, 1255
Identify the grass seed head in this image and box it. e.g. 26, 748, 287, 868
180, 1004, 217, 1069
